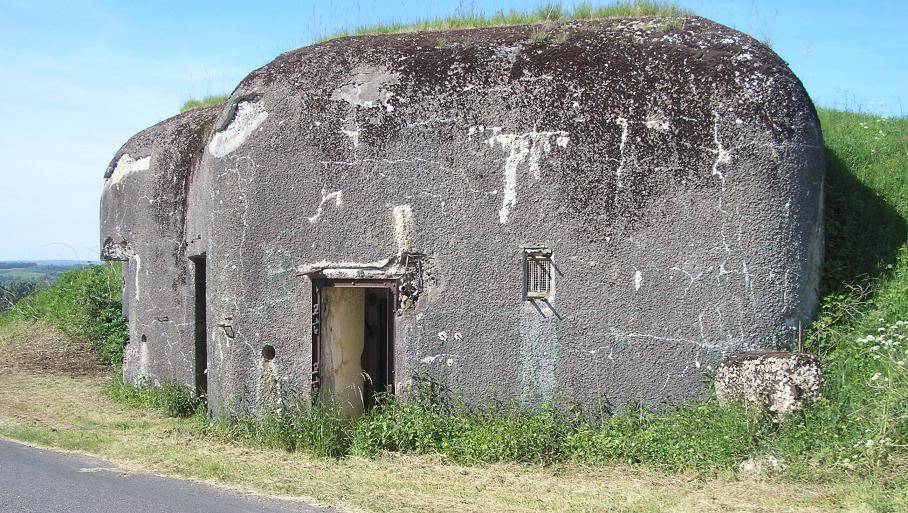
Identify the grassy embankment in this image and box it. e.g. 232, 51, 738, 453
0, 263, 126, 366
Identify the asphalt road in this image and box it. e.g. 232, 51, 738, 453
0, 439, 334, 513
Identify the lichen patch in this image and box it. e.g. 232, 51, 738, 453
331, 64, 401, 111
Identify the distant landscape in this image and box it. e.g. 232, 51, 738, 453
0, 261, 97, 286
0, 261, 99, 313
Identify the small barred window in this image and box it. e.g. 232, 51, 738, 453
525, 249, 553, 299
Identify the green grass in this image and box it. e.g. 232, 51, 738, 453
105, 376, 204, 418
318, 1, 690, 42
768, 108, 908, 478
109, 379, 767, 472
0, 263, 127, 366
205, 400, 354, 459
180, 94, 229, 113
5, 375, 867, 513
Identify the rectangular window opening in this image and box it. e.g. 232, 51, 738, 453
525, 249, 553, 300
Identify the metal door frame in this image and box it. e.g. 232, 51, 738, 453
310, 279, 397, 396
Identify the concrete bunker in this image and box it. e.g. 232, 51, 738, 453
100, 16, 825, 417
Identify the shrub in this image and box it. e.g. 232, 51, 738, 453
3, 263, 128, 366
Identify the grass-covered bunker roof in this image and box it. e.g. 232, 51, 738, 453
102, 6, 825, 415
179, 1, 693, 112
213, 14, 817, 237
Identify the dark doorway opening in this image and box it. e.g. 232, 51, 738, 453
311, 281, 395, 415
362, 288, 392, 410
191, 255, 208, 398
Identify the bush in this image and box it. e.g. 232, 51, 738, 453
2, 263, 128, 366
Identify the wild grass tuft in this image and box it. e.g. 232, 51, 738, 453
106, 376, 204, 418
204, 399, 352, 458
317, 1, 691, 43
180, 94, 229, 113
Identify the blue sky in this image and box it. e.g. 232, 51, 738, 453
0, 0, 905, 261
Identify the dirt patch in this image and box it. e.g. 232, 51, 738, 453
0, 321, 107, 377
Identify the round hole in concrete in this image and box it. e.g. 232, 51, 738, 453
262, 344, 276, 361
141, 334, 147, 343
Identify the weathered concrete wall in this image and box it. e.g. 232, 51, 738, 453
102, 16, 824, 415
100, 107, 219, 388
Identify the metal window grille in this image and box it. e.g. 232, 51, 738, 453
525, 252, 552, 299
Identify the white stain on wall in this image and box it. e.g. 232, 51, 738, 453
482, 129, 569, 223
138, 337, 149, 377
634, 270, 643, 291
306, 188, 343, 224
133, 254, 141, 303
106, 154, 151, 188
392, 204, 414, 254
420, 353, 457, 365
330, 64, 401, 111
710, 111, 732, 186
614, 118, 629, 189
645, 113, 670, 131
341, 128, 360, 148
207, 101, 269, 158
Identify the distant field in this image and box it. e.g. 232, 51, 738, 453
0, 261, 96, 286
